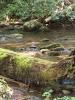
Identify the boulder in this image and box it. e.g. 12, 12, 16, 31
23, 19, 42, 31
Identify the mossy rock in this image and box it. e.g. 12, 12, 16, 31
40, 43, 62, 50
23, 19, 42, 31
40, 38, 50, 42
46, 43, 62, 49
51, 47, 64, 51
0, 48, 75, 86
0, 48, 55, 84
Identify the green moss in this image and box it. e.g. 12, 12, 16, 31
0, 48, 15, 61
0, 48, 58, 82
0, 50, 8, 60
14, 55, 34, 69
40, 43, 62, 49
0, 53, 8, 60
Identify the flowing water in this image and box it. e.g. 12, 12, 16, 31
0, 29, 75, 49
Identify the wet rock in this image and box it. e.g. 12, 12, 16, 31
9, 34, 23, 40
0, 37, 6, 42
51, 47, 72, 55
62, 90, 71, 95
52, 47, 64, 52
23, 19, 42, 31
62, 48, 71, 55
48, 43, 62, 49
29, 42, 38, 51
40, 43, 61, 50
40, 49, 49, 54
0, 34, 23, 43
40, 38, 49, 42
48, 51, 60, 56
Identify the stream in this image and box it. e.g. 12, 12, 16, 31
0, 28, 75, 99
0, 29, 75, 49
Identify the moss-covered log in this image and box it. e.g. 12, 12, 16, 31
0, 48, 74, 86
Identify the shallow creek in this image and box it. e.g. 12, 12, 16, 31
0, 29, 75, 99
0, 29, 75, 49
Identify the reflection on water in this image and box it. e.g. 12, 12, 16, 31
0, 29, 75, 49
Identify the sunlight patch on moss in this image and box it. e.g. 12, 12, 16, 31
14, 55, 34, 69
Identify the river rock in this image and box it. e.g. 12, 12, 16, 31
39, 25, 50, 32
62, 48, 71, 55
9, 34, 23, 39
0, 37, 6, 42
0, 34, 23, 43
23, 19, 42, 31
48, 51, 60, 56
40, 49, 49, 54
40, 38, 49, 42
51, 47, 64, 52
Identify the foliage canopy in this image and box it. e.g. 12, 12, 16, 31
0, 0, 75, 21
